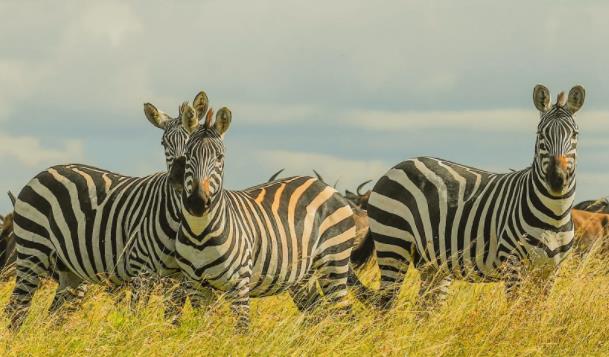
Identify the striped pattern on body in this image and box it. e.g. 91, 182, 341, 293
175, 106, 357, 330
350, 85, 585, 311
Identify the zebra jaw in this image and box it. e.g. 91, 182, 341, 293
182, 207, 213, 236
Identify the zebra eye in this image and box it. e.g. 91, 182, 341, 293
217, 154, 224, 161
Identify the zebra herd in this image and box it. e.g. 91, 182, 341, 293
0, 84, 589, 332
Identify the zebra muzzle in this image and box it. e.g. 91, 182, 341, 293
547, 155, 570, 193
185, 178, 211, 217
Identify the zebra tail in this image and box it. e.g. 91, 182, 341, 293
350, 229, 374, 269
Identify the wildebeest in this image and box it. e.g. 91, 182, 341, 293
571, 208, 609, 255
0, 192, 17, 280
573, 197, 609, 214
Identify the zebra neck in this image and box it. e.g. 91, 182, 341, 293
158, 174, 183, 229
182, 190, 229, 239
528, 164, 575, 218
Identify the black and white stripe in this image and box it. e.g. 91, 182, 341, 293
174, 106, 357, 330
4, 92, 210, 329
350, 85, 586, 311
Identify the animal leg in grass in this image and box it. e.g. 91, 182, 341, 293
130, 273, 155, 311
316, 258, 352, 315
48, 269, 87, 316
415, 267, 452, 318
288, 275, 322, 312
375, 252, 409, 310
162, 278, 188, 325
503, 255, 524, 301
187, 281, 216, 310
5, 252, 52, 330
229, 266, 251, 333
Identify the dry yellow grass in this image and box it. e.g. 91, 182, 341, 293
0, 254, 608, 357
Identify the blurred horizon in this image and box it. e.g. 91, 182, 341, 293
1, 1, 609, 212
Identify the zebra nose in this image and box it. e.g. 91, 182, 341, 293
185, 177, 211, 216
547, 156, 569, 193
554, 155, 569, 171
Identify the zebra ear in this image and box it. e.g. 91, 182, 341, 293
533, 85, 551, 113
169, 156, 186, 193
144, 103, 169, 129
193, 91, 209, 120
181, 105, 199, 134
214, 107, 232, 136
566, 85, 585, 114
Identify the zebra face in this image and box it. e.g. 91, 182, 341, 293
182, 106, 232, 217
144, 91, 210, 191
532, 85, 585, 194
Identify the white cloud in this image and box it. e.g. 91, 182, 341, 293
257, 149, 389, 191
339, 109, 609, 133
0, 134, 84, 167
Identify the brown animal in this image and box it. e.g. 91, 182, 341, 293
572, 208, 609, 255
345, 180, 372, 210
0, 191, 17, 280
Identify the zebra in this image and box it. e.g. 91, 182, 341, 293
349, 84, 585, 313
4, 91, 210, 330
173, 105, 357, 331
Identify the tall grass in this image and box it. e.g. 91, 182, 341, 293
0, 254, 608, 356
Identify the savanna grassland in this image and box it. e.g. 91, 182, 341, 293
0, 253, 608, 357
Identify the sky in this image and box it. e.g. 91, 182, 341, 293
1, 0, 609, 212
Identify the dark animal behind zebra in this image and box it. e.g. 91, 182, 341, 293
4, 91, 210, 330
174, 105, 357, 331
573, 198, 609, 214
0, 192, 17, 280
350, 84, 585, 313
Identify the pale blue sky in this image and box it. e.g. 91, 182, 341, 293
1, 0, 609, 212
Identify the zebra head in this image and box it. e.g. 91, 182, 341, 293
144, 91, 209, 191
181, 105, 232, 217
532, 84, 585, 195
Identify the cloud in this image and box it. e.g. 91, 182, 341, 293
257, 149, 389, 191
0, 134, 84, 167
339, 109, 609, 133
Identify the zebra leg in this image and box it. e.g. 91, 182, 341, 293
375, 250, 410, 310
228, 268, 252, 333
162, 278, 188, 325
186, 281, 215, 310
315, 255, 352, 315
416, 267, 452, 318
130, 274, 154, 312
48, 269, 86, 316
504, 255, 524, 301
288, 275, 322, 312
5, 251, 53, 330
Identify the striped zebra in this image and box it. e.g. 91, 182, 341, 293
174, 105, 357, 330
349, 85, 585, 312
4, 91, 210, 330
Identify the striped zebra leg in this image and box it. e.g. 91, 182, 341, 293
503, 255, 524, 301
129, 273, 155, 312
228, 267, 252, 333
48, 269, 87, 316
312, 223, 355, 314
289, 275, 322, 312
416, 267, 452, 318
186, 281, 215, 310
162, 278, 188, 325
373, 231, 414, 310
5, 250, 53, 330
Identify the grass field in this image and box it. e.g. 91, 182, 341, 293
0, 254, 608, 357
